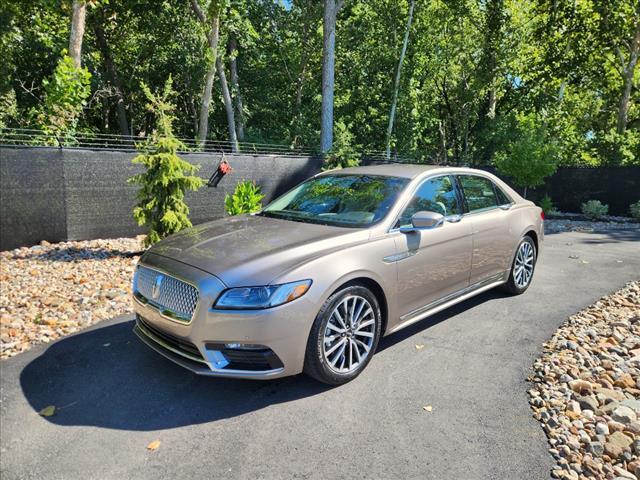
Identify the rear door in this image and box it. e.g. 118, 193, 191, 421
456, 175, 513, 285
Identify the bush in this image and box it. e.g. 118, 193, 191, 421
225, 180, 265, 216
539, 195, 557, 216
581, 200, 609, 220
128, 77, 204, 246
630, 201, 640, 220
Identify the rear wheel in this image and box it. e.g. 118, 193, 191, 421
501, 236, 537, 295
304, 285, 382, 385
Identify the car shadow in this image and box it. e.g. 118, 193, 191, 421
377, 289, 508, 352
19, 289, 506, 432
19, 319, 331, 431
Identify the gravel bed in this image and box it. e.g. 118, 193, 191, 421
545, 219, 640, 234
0, 237, 143, 359
529, 281, 640, 480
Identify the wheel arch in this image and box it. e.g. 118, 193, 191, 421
327, 275, 390, 336
524, 229, 539, 253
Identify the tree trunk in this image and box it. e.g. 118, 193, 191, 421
227, 36, 245, 142
191, 0, 221, 147
94, 22, 129, 136
616, 23, 640, 134
217, 57, 239, 153
385, 0, 415, 159
438, 120, 447, 165
482, 0, 503, 119
198, 62, 217, 147
557, 81, 566, 103
68, 0, 86, 68
320, 0, 337, 153
487, 88, 497, 119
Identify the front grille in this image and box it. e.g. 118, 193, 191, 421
135, 265, 199, 322
137, 316, 205, 364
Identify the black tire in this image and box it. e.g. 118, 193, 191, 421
501, 235, 537, 295
303, 285, 382, 385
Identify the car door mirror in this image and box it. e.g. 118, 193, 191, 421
400, 211, 444, 233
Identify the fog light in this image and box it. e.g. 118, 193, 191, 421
224, 343, 265, 350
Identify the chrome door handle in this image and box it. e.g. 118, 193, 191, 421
446, 214, 462, 223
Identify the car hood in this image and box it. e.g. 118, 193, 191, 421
145, 214, 369, 286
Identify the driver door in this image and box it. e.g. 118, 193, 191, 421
393, 175, 473, 319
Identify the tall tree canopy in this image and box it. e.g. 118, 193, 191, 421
1, 0, 638, 165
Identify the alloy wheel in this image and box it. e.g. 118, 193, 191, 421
513, 240, 535, 289
322, 295, 376, 374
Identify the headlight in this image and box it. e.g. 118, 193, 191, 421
213, 280, 312, 310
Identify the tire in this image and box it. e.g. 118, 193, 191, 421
304, 285, 382, 385
501, 235, 537, 295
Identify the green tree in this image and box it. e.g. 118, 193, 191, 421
128, 76, 204, 246
494, 112, 559, 198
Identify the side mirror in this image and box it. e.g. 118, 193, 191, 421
400, 211, 444, 233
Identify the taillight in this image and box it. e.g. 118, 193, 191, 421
540, 210, 545, 220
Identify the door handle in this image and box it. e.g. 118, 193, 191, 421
446, 214, 462, 223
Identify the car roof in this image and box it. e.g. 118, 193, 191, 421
320, 163, 457, 179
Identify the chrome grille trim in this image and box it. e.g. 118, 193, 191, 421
134, 265, 199, 323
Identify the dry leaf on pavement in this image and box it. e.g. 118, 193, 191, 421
147, 440, 161, 451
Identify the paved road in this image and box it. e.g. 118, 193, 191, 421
2, 229, 639, 480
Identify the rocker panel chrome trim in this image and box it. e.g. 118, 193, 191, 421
390, 272, 507, 333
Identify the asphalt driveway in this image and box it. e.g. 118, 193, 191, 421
1, 229, 639, 480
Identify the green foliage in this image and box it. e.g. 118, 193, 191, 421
0, 89, 18, 129
629, 201, 640, 220
588, 129, 640, 167
36, 53, 91, 143
3, 0, 638, 168
539, 195, 557, 216
494, 113, 559, 196
581, 200, 609, 220
225, 180, 265, 215
128, 77, 204, 246
322, 121, 360, 170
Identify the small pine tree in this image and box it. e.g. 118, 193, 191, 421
128, 76, 204, 246
322, 121, 361, 170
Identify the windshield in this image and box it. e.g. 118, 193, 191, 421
261, 174, 410, 227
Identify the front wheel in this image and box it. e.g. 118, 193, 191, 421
501, 236, 537, 295
303, 285, 382, 385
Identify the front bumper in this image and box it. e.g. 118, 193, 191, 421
132, 254, 316, 379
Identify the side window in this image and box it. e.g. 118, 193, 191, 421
398, 176, 460, 227
495, 185, 512, 205
458, 175, 498, 213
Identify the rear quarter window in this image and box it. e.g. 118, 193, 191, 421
458, 175, 498, 213
494, 185, 513, 205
